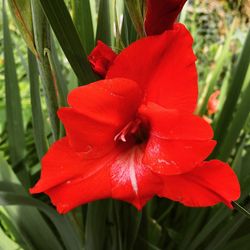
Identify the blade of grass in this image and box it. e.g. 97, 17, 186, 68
38, 0, 98, 85
124, 0, 145, 38
96, 0, 112, 46
223, 233, 250, 250
85, 200, 111, 250
0, 153, 64, 250
196, 19, 236, 115
204, 211, 247, 250
0, 190, 83, 250
72, 0, 94, 54
27, 49, 48, 160
31, 0, 60, 141
217, 78, 250, 161
212, 28, 250, 157
7, 0, 37, 56
0, 225, 22, 250
3, 0, 25, 166
188, 206, 230, 250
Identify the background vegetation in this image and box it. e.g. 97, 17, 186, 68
0, 0, 250, 249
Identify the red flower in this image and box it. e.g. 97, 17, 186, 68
207, 90, 220, 115
30, 24, 240, 214
145, 0, 187, 35
88, 40, 117, 77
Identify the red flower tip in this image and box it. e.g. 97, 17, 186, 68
88, 40, 117, 77
207, 90, 220, 115
145, 0, 187, 35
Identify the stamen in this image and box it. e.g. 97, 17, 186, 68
114, 118, 142, 142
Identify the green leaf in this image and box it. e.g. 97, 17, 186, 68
124, 0, 145, 38
204, 211, 247, 250
0, 154, 82, 250
0, 225, 22, 250
85, 200, 111, 250
213, 28, 250, 158
232, 202, 250, 219
121, 4, 137, 46
72, 0, 94, 54
217, 77, 250, 161
7, 0, 37, 56
0, 153, 64, 250
223, 233, 250, 250
196, 19, 236, 115
31, 0, 60, 141
28, 50, 48, 160
96, 0, 113, 46
0, 190, 83, 250
188, 206, 230, 250
3, 0, 25, 166
38, 0, 98, 85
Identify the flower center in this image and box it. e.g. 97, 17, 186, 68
114, 117, 149, 145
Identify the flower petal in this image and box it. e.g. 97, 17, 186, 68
58, 108, 117, 158
110, 145, 162, 210
67, 78, 142, 124
29, 137, 100, 193
30, 139, 162, 213
145, 0, 187, 35
88, 40, 117, 77
141, 103, 216, 175
207, 90, 220, 115
107, 24, 197, 113
140, 102, 214, 140
45, 164, 112, 214
59, 78, 142, 155
158, 160, 240, 208
143, 138, 216, 175
30, 137, 120, 213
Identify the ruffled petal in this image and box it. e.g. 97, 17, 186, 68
107, 24, 197, 113
158, 160, 240, 208
88, 40, 117, 77
140, 103, 216, 175
145, 0, 187, 35
59, 78, 142, 155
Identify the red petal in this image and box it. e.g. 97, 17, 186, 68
46, 146, 162, 213
158, 160, 240, 208
30, 139, 162, 213
45, 164, 112, 213
30, 137, 118, 213
145, 0, 187, 35
29, 137, 103, 193
140, 103, 216, 175
88, 40, 117, 77
140, 102, 214, 140
107, 24, 197, 113
59, 78, 142, 155
144, 138, 216, 175
58, 108, 117, 158
110, 145, 162, 210
207, 90, 220, 115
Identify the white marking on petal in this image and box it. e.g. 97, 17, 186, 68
129, 150, 138, 195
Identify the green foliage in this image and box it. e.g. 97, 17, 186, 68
1, 0, 250, 249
